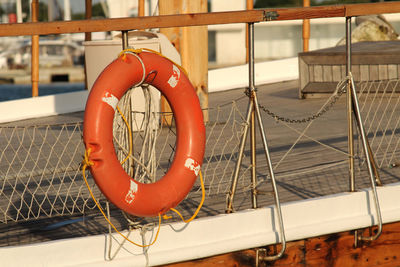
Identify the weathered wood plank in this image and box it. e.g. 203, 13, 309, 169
309, 65, 314, 82
360, 65, 369, 81
352, 64, 360, 81
388, 64, 398, 80
0, 10, 266, 37
314, 65, 323, 82
272, 5, 345, 21
341, 65, 346, 81
332, 65, 342, 82
0, 3, 398, 37
398, 64, 400, 79
299, 57, 309, 98
346, 1, 400, 17
301, 54, 345, 65
323, 65, 332, 82
300, 41, 400, 65
302, 82, 339, 93
369, 65, 379, 81
379, 64, 388, 81
299, 42, 400, 97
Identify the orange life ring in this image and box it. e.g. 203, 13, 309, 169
83, 51, 206, 217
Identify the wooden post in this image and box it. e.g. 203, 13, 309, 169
138, 0, 145, 17
302, 0, 310, 52
31, 0, 39, 97
159, 0, 209, 125
84, 0, 92, 90
247, 0, 254, 16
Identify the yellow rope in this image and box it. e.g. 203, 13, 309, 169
119, 48, 142, 61
168, 170, 205, 223
118, 47, 188, 77
81, 148, 161, 248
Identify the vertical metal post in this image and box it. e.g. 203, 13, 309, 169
121, 30, 129, 50
227, 23, 286, 261
226, 22, 258, 213
346, 17, 382, 244
84, 0, 92, 90
249, 22, 258, 209
346, 16, 359, 246
85, 0, 92, 42
250, 21, 286, 261
346, 17, 355, 193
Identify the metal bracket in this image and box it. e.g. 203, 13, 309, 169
255, 245, 286, 265
264, 11, 279, 21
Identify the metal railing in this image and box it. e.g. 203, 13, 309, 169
0, 1, 399, 262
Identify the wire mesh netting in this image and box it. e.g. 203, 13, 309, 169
1, 79, 400, 227
0, 123, 100, 223
357, 79, 400, 169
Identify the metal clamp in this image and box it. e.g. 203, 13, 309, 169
256, 246, 285, 266
264, 11, 279, 21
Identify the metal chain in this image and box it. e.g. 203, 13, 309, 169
258, 83, 347, 124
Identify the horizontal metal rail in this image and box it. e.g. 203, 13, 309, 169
0, 2, 399, 37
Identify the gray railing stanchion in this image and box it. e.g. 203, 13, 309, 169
225, 22, 286, 262
345, 17, 382, 247
121, 30, 129, 49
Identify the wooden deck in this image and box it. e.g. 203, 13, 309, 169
1, 79, 399, 251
